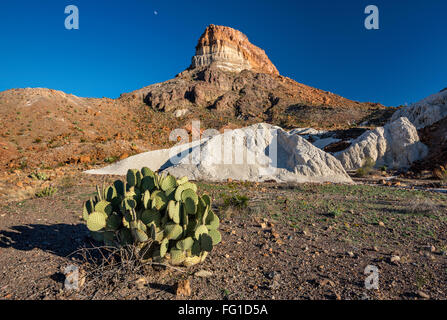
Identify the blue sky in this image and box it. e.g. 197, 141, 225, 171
0, 0, 445, 106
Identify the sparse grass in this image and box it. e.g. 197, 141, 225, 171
18, 159, 28, 170
59, 175, 76, 189
193, 181, 447, 245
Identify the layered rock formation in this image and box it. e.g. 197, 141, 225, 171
123, 68, 386, 129
335, 117, 428, 170
190, 24, 279, 75
390, 89, 447, 129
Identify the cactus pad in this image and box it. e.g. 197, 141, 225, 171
176, 176, 189, 185
141, 209, 161, 227
194, 225, 208, 240
161, 175, 177, 191
208, 229, 222, 245
141, 167, 155, 178
176, 237, 194, 251
95, 200, 113, 216
126, 169, 138, 187
164, 223, 183, 240
170, 249, 186, 265
151, 190, 167, 211
141, 176, 156, 191
87, 211, 107, 232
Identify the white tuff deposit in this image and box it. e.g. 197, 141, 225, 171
86, 123, 353, 184
335, 117, 428, 170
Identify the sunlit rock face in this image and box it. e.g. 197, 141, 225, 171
190, 24, 279, 75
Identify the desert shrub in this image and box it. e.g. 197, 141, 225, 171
408, 198, 439, 216
35, 186, 57, 198
433, 166, 447, 182
221, 192, 249, 209
219, 192, 250, 219
355, 157, 375, 177
60, 175, 76, 189
18, 159, 28, 170
82, 168, 222, 267
327, 203, 344, 218
104, 156, 118, 164
29, 171, 48, 181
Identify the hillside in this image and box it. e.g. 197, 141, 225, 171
0, 25, 392, 177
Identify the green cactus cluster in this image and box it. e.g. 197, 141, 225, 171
82, 168, 221, 267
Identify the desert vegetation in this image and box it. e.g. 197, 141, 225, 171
82, 168, 222, 267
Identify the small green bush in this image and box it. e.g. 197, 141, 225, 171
355, 157, 375, 177
104, 156, 118, 164
221, 193, 249, 209
35, 186, 57, 198
328, 205, 344, 218
29, 172, 48, 181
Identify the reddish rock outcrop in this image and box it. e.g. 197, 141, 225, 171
190, 24, 279, 75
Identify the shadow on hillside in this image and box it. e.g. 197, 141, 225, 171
0, 223, 90, 258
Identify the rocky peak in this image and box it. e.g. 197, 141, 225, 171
189, 24, 279, 76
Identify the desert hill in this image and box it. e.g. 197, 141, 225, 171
121, 25, 389, 128
0, 24, 391, 175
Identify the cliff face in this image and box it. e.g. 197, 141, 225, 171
190, 24, 279, 75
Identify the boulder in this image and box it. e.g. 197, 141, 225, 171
390, 89, 447, 129
334, 117, 428, 170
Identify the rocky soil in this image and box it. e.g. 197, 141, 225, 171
0, 174, 446, 300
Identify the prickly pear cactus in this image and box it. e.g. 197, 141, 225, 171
81, 168, 222, 267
